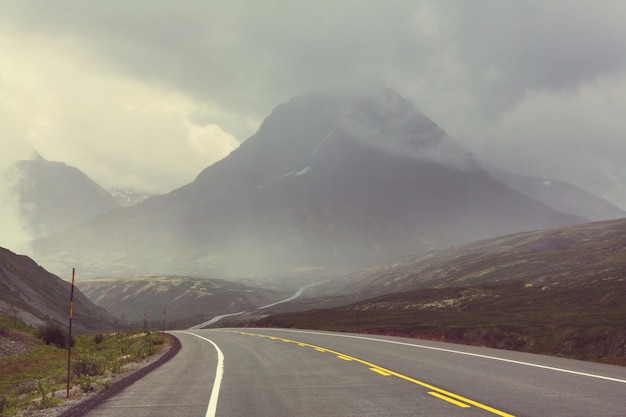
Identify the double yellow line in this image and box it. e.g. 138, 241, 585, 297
223, 330, 515, 417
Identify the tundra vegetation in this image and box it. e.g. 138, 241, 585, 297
244, 218, 626, 365
0, 316, 166, 416
250, 277, 626, 365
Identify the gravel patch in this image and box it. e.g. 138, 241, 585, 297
0, 331, 36, 359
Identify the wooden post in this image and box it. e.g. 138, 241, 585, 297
66, 268, 75, 398
162, 305, 166, 344
355, 295, 359, 333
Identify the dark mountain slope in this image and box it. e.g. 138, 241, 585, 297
0, 247, 115, 331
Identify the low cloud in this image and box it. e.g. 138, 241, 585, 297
0, 143, 33, 251
463, 72, 626, 208
0, 1, 625, 208
0, 32, 239, 194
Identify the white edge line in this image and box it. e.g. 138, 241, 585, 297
177, 331, 225, 417
260, 328, 626, 384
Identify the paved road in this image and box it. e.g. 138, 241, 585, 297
83, 328, 626, 417
189, 280, 329, 329
81, 332, 219, 417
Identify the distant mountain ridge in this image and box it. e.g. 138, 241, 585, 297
110, 187, 156, 207
484, 165, 626, 221
11, 153, 120, 237
33, 89, 585, 281
77, 275, 282, 329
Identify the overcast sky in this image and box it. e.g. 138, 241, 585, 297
2, 1, 626, 241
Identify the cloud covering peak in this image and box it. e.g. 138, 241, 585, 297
0, 0, 625, 213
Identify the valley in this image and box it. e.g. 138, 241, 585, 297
2, 4, 626, 415
76, 275, 282, 329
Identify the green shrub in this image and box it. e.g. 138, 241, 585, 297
1, 392, 18, 415
36, 322, 74, 348
0, 326, 10, 337
93, 333, 105, 344
133, 339, 157, 359
102, 379, 112, 390
72, 352, 105, 377
79, 376, 96, 393
36, 380, 59, 409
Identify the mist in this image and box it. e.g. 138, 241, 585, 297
0, 144, 34, 252
332, 88, 480, 172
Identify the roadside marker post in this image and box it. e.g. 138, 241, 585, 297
162, 305, 166, 344
355, 295, 360, 333
66, 268, 75, 398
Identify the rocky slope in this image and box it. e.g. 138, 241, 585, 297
0, 247, 115, 331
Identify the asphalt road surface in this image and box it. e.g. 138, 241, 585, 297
82, 328, 626, 417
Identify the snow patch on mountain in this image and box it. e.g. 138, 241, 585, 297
310, 129, 336, 157
279, 166, 311, 179
295, 166, 311, 176
110, 188, 155, 207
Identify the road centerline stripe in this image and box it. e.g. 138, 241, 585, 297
223, 330, 514, 417
429, 391, 471, 408
266, 328, 626, 384
370, 367, 392, 376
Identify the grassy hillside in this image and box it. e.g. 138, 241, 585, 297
245, 219, 626, 364
78, 276, 284, 329
251, 276, 626, 364
330, 218, 626, 298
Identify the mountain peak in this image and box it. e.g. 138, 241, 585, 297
197, 89, 478, 185
293, 89, 476, 169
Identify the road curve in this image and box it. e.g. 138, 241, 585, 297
82, 329, 626, 417
189, 280, 328, 329
79, 332, 219, 417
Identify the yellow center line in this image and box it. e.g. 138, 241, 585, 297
429, 391, 471, 408
369, 367, 392, 376
221, 330, 515, 417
